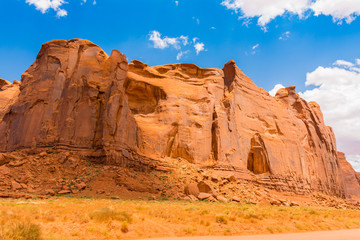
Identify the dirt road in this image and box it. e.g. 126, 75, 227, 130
145, 229, 360, 240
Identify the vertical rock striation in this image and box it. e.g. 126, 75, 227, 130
0, 39, 359, 199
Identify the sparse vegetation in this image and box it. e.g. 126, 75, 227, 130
1, 222, 42, 240
0, 198, 360, 239
89, 207, 132, 223
215, 214, 228, 224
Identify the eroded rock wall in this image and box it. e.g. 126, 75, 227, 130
0, 39, 138, 164
0, 39, 358, 199
337, 152, 360, 200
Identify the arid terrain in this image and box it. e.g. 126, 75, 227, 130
1, 38, 360, 239
1, 197, 360, 240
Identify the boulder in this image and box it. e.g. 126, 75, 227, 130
11, 181, 22, 190
232, 196, 241, 202
45, 189, 55, 196
197, 192, 212, 200
0, 166, 10, 175
197, 181, 217, 197
184, 183, 200, 197
217, 196, 228, 203
188, 195, 198, 201
0, 153, 11, 166
58, 190, 71, 194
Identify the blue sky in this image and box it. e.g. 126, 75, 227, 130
0, 0, 360, 169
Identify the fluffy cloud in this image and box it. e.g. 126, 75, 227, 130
26, 0, 67, 17
333, 59, 354, 68
311, 0, 360, 24
221, 0, 310, 26
149, 31, 188, 50
194, 42, 205, 55
26, 0, 95, 17
221, 0, 360, 27
269, 84, 285, 96
149, 30, 205, 60
300, 59, 360, 159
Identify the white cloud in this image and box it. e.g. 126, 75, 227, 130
149, 31, 181, 50
176, 50, 190, 60
179, 36, 189, 46
333, 59, 354, 68
221, 0, 310, 26
279, 31, 291, 40
26, 0, 67, 17
311, 0, 360, 24
210, 27, 216, 30
149, 31, 205, 58
356, 59, 360, 65
300, 59, 360, 157
348, 155, 360, 172
247, 43, 260, 55
56, 8, 67, 17
175, 1, 179, 6
26, 0, 96, 16
221, 0, 360, 27
269, 84, 285, 96
194, 42, 205, 55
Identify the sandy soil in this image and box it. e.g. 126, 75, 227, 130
145, 229, 360, 240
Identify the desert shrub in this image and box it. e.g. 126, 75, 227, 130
244, 213, 262, 220
267, 226, 274, 233
215, 215, 228, 224
89, 208, 132, 223
199, 209, 209, 215
5, 222, 42, 240
121, 221, 129, 233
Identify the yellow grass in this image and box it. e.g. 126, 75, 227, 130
1, 197, 360, 239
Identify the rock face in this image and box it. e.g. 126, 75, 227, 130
337, 152, 360, 200
0, 39, 359, 199
0, 79, 20, 120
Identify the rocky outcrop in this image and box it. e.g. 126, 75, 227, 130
0, 39, 359, 199
0, 79, 20, 120
337, 152, 360, 200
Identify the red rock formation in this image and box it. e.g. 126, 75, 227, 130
337, 152, 360, 200
0, 39, 359, 199
0, 79, 20, 120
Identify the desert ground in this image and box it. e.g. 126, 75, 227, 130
1, 197, 360, 240
148, 229, 360, 240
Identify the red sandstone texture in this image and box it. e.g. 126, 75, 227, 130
0, 39, 359, 202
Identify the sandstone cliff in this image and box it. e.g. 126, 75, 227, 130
337, 152, 360, 200
0, 39, 359, 199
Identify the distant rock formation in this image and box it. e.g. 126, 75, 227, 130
337, 152, 360, 200
0, 39, 359, 199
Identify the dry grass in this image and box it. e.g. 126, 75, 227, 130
0, 198, 360, 239
0, 222, 42, 240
